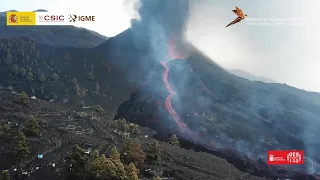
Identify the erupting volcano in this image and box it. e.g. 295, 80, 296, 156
110, 0, 320, 178
112, 29, 320, 179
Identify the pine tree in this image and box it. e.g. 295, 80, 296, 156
19, 92, 29, 105
87, 71, 94, 80
110, 146, 126, 179
92, 150, 99, 160
91, 154, 117, 179
20, 67, 26, 77
0, 170, 10, 180
24, 117, 40, 136
117, 118, 129, 132
122, 140, 146, 166
72, 78, 82, 96
169, 134, 179, 147
52, 73, 59, 82
11, 64, 20, 76
38, 72, 46, 83
110, 145, 120, 161
95, 82, 100, 92
126, 162, 139, 180
67, 144, 88, 173
4, 50, 12, 65
13, 132, 30, 161
148, 140, 161, 163
26, 71, 33, 81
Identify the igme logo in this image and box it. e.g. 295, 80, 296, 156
69, 14, 77, 22
68, 14, 96, 22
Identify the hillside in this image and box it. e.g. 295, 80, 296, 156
229, 69, 277, 83
0, 10, 109, 48
0, 89, 268, 180
0, 28, 320, 179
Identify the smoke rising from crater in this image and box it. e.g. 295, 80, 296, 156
127, 0, 191, 60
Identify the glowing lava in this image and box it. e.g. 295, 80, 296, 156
160, 39, 189, 131
161, 39, 212, 132
161, 61, 187, 129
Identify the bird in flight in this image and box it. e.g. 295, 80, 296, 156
226, 6, 247, 28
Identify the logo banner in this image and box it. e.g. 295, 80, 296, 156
7, 12, 97, 26
268, 150, 304, 165
7, 12, 36, 26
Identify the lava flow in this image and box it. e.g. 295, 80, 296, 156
160, 40, 212, 131
161, 40, 188, 130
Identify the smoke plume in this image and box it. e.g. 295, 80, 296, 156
128, 0, 191, 60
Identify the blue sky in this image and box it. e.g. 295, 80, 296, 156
1, 0, 319, 92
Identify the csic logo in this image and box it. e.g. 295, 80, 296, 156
39, 15, 65, 22
9, 14, 18, 23
69, 14, 77, 22
68, 14, 96, 22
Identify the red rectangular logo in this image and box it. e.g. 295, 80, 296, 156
268, 150, 304, 165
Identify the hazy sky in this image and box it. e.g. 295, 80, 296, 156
186, 0, 320, 93
1, 0, 319, 92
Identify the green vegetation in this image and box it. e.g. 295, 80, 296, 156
87, 71, 94, 80
152, 177, 161, 180
169, 134, 179, 147
13, 132, 30, 161
19, 92, 29, 105
92, 105, 104, 114
0, 170, 10, 180
26, 71, 33, 81
67, 144, 142, 180
146, 140, 161, 163
122, 139, 146, 166
4, 50, 12, 65
112, 118, 140, 134
110, 146, 126, 179
126, 162, 139, 180
95, 81, 100, 92
67, 144, 88, 174
24, 116, 40, 136
11, 64, 20, 76
52, 73, 59, 82
20, 67, 26, 77
91, 154, 118, 179
64, 140, 153, 179
38, 72, 46, 83
71, 78, 86, 97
